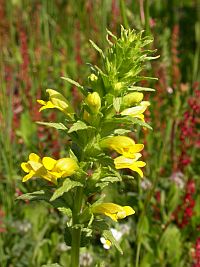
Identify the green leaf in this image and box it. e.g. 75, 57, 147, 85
113, 129, 131, 135
16, 190, 67, 208
50, 178, 83, 201
89, 40, 105, 59
16, 190, 50, 201
103, 230, 123, 254
128, 86, 155, 92
68, 120, 95, 133
61, 77, 86, 95
36, 121, 68, 130
102, 116, 152, 130
106, 29, 117, 40
96, 175, 121, 190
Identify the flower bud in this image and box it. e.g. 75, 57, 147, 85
85, 92, 101, 114
88, 73, 98, 82
114, 82, 123, 91
123, 92, 144, 107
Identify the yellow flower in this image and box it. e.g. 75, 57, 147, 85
21, 154, 78, 184
100, 136, 144, 159
92, 203, 135, 222
21, 153, 48, 182
100, 237, 112, 249
114, 153, 146, 177
42, 157, 78, 179
121, 101, 150, 121
85, 92, 101, 114
37, 89, 73, 116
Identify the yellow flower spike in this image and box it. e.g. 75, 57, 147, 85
92, 203, 135, 222
121, 101, 150, 121
114, 155, 146, 177
85, 92, 101, 114
100, 136, 144, 159
37, 89, 73, 117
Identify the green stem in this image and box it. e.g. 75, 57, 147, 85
71, 187, 84, 267
71, 227, 81, 267
135, 241, 141, 267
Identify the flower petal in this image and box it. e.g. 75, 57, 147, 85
28, 161, 43, 171
29, 153, 41, 162
22, 170, 35, 182
21, 162, 31, 173
42, 157, 57, 170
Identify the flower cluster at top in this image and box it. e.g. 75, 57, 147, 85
20, 28, 156, 249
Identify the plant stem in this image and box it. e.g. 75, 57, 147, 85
135, 241, 141, 267
71, 227, 81, 267
71, 187, 84, 267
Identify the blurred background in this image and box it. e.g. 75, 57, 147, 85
0, 0, 200, 266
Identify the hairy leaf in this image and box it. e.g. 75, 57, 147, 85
36, 121, 68, 130
50, 179, 83, 201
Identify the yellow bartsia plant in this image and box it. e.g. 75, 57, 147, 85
18, 27, 157, 267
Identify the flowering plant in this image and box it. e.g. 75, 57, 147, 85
18, 27, 157, 267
